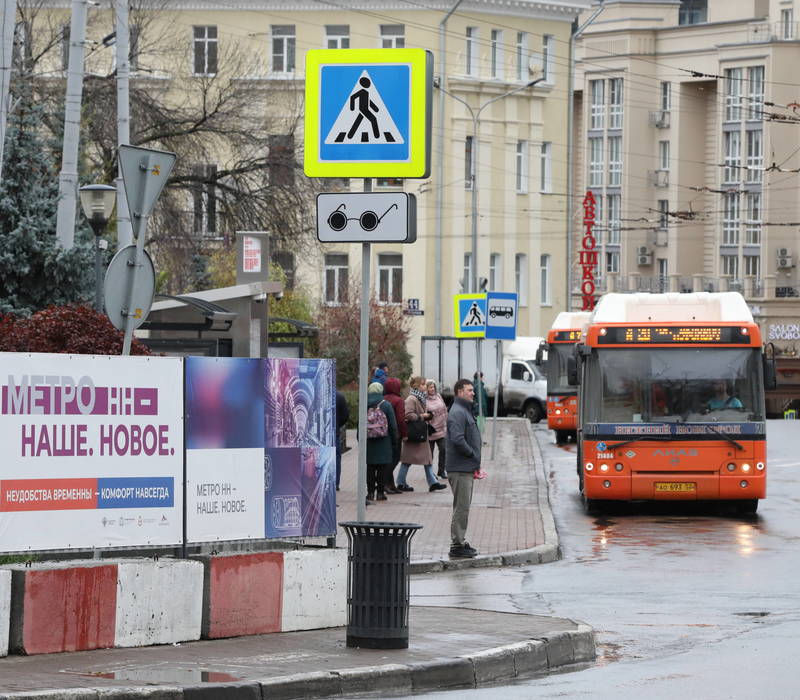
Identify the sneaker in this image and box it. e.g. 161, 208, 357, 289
367, 491, 375, 501
376, 493, 387, 501
429, 482, 447, 492
449, 545, 477, 558
462, 542, 478, 555
397, 484, 414, 492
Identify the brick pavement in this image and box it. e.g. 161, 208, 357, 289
336, 418, 549, 563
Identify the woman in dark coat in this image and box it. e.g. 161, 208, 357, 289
397, 376, 447, 493
366, 381, 397, 501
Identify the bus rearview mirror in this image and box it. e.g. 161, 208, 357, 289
567, 356, 579, 386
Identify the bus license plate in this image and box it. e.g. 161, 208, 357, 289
655, 482, 696, 493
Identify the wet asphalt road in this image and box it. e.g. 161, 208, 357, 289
401, 419, 800, 699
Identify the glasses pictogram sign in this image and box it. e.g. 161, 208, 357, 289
316, 192, 416, 243
328, 202, 398, 232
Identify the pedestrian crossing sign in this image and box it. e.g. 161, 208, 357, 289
454, 294, 487, 338
304, 49, 432, 178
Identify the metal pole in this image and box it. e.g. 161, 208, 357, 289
115, 0, 133, 248
0, 0, 17, 180
356, 178, 372, 522
490, 340, 501, 459
55, 0, 89, 249
471, 114, 484, 424
94, 236, 102, 312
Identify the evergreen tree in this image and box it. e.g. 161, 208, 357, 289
0, 95, 94, 316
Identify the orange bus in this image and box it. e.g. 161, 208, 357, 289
539, 312, 591, 444
570, 293, 776, 514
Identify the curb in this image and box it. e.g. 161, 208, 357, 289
1, 624, 595, 700
410, 420, 560, 574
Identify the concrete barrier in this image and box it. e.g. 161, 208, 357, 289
115, 560, 203, 648
0, 568, 10, 657
8, 561, 118, 655
200, 552, 283, 639
281, 549, 346, 632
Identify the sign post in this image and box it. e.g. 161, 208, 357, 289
485, 292, 518, 458
305, 49, 432, 522
117, 145, 176, 355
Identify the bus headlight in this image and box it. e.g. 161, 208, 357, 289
740, 480, 749, 488
555, 409, 561, 415
585, 463, 594, 471
756, 462, 765, 471
741, 463, 751, 472
727, 463, 736, 472
600, 464, 609, 472
603, 480, 611, 488
615, 463, 624, 472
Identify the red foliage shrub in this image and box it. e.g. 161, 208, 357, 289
0, 305, 151, 355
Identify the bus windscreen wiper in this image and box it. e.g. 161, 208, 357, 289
607, 435, 674, 449
704, 424, 744, 451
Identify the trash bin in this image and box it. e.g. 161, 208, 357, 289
340, 521, 422, 649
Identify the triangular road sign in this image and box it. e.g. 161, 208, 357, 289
118, 145, 177, 225
324, 70, 404, 145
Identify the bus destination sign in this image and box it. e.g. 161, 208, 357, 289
552, 330, 582, 342
597, 326, 751, 345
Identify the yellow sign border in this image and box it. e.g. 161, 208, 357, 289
454, 294, 487, 338
304, 48, 431, 178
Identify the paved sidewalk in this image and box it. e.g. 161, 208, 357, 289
337, 418, 558, 571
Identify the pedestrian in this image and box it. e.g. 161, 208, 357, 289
472, 371, 489, 433
426, 379, 448, 479
365, 381, 397, 502
371, 361, 389, 386
382, 377, 406, 493
398, 376, 447, 493
335, 389, 350, 491
445, 378, 482, 558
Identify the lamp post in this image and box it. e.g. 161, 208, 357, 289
436, 78, 544, 294
79, 184, 117, 312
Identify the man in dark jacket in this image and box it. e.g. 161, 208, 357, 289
445, 378, 482, 558
382, 377, 406, 493
335, 390, 350, 491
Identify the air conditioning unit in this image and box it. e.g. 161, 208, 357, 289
777, 247, 791, 257
636, 246, 650, 256
637, 247, 652, 266
648, 110, 670, 128
649, 169, 669, 187
777, 254, 794, 268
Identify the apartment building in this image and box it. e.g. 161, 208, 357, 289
574, 0, 800, 378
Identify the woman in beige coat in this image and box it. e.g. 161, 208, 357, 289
397, 376, 448, 492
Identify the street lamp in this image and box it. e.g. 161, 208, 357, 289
79, 183, 117, 313
436, 78, 544, 294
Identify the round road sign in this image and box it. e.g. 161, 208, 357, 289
103, 244, 155, 331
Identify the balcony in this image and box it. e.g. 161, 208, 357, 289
648, 110, 670, 128
649, 169, 669, 187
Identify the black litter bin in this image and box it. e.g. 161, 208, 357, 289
340, 521, 422, 649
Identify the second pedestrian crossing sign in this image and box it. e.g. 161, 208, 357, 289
454, 294, 487, 338
304, 48, 432, 178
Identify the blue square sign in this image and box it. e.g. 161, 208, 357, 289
485, 292, 518, 340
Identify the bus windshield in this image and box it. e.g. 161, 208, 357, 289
583, 348, 764, 424
547, 344, 576, 395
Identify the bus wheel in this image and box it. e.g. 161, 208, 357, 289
524, 401, 543, 423
736, 499, 759, 515
555, 430, 569, 444
583, 495, 603, 515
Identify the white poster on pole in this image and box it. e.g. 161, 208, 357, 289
0, 353, 183, 552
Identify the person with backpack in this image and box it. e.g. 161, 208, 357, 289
382, 377, 406, 494
365, 381, 397, 502
398, 376, 447, 493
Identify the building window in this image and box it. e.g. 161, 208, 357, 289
325, 25, 349, 49
465, 135, 474, 189
271, 25, 295, 73
466, 27, 478, 76
516, 32, 528, 81
540, 142, 552, 193
679, 0, 707, 25
723, 131, 740, 183
607, 194, 621, 244
593, 193, 604, 246
377, 253, 402, 304
269, 134, 294, 187
660, 81, 671, 111
609, 78, 623, 129
589, 79, 605, 130
273, 251, 295, 290
658, 140, 670, 171
748, 66, 764, 120
781, 8, 795, 40
13, 20, 31, 72
192, 164, 217, 236
463, 253, 473, 292
658, 199, 669, 230
193, 26, 218, 76
724, 67, 743, 122
657, 258, 668, 291
608, 136, 622, 186
540, 254, 551, 305
61, 23, 70, 71
490, 253, 501, 290
542, 34, 554, 82
722, 192, 739, 245
380, 24, 404, 48
490, 29, 503, 79
515, 253, 528, 306
744, 255, 760, 278
721, 254, 738, 278
606, 251, 619, 274
515, 140, 528, 193
376, 177, 403, 188
128, 24, 141, 72
745, 191, 761, 244
746, 130, 763, 183
588, 137, 603, 187
324, 254, 349, 305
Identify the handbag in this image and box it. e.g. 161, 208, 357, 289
406, 418, 428, 443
